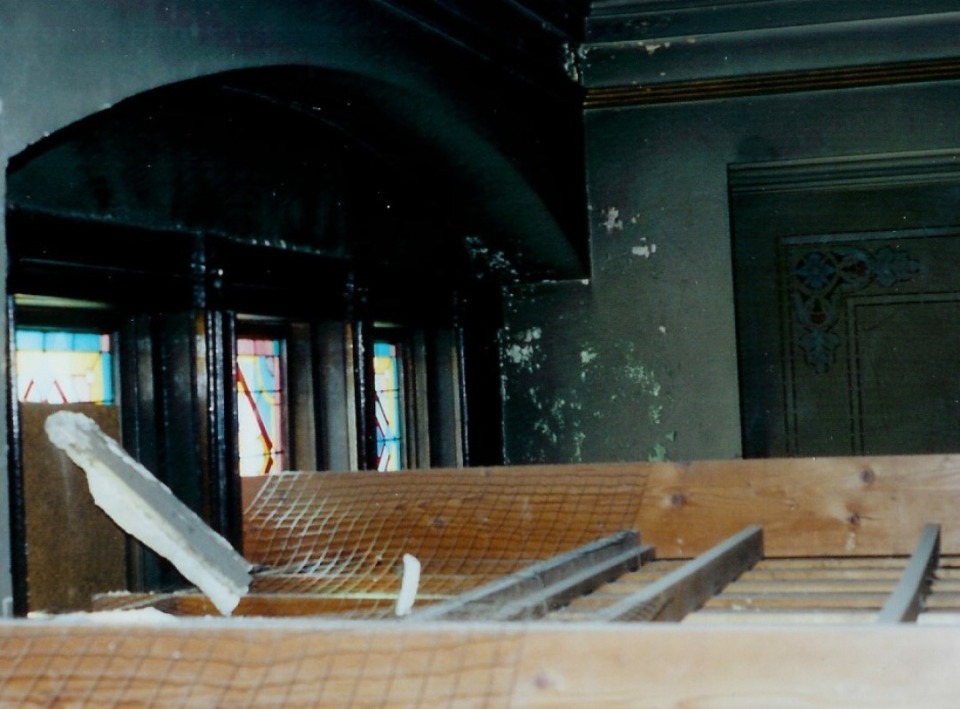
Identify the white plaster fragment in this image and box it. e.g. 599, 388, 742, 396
658, 325, 667, 334
395, 553, 421, 617
580, 349, 598, 365
29, 608, 179, 625
44, 411, 253, 616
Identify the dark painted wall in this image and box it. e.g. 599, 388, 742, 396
500, 4, 960, 464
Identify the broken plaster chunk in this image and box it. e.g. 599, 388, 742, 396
44, 411, 253, 616
395, 553, 421, 617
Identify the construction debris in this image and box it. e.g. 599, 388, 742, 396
44, 411, 252, 616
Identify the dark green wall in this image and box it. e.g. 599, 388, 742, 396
500, 4, 960, 464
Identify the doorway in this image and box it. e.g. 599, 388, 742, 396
731, 150, 960, 457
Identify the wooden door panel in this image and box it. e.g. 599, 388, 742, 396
731, 153, 960, 457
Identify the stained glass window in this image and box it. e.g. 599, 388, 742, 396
16, 329, 114, 404
374, 340, 403, 471
236, 336, 285, 477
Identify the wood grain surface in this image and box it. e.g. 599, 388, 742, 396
2, 620, 960, 706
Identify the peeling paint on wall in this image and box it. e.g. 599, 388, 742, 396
562, 42, 587, 83
502, 326, 543, 373
639, 41, 671, 56
602, 207, 623, 233
525, 385, 587, 462
503, 329, 678, 464
631, 239, 657, 258
463, 234, 520, 283
647, 431, 677, 462
624, 349, 661, 398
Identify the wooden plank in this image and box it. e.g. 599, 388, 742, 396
724, 579, 897, 593
244, 455, 960, 567
755, 558, 910, 569
704, 593, 889, 610
736, 568, 905, 581
595, 526, 763, 622
97, 591, 446, 618
918, 611, 960, 625
412, 531, 648, 621
635, 455, 960, 558
683, 610, 877, 625
20, 403, 127, 613
5, 621, 960, 705
877, 523, 941, 624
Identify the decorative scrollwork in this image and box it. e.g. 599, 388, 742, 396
792, 246, 921, 373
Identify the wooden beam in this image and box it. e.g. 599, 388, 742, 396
705, 593, 889, 610
412, 531, 648, 621
877, 524, 941, 624
244, 455, 960, 565
595, 526, 763, 622
5, 621, 960, 705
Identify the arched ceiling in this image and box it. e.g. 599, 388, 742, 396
8, 64, 584, 285
5, 0, 592, 287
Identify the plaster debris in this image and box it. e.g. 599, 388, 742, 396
580, 348, 598, 365
29, 608, 179, 625
395, 553, 421, 616
603, 207, 623, 233
658, 326, 667, 335
44, 411, 253, 616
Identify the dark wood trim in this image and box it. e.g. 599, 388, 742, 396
585, 57, 960, 109
5, 296, 27, 616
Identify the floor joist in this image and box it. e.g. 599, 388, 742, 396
412, 530, 649, 621
594, 525, 764, 622
878, 524, 941, 624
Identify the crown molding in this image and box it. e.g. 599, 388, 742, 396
728, 149, 960, 194
585, 56, 960, 108
587, 1, 960, 43
583, 5, 960, 104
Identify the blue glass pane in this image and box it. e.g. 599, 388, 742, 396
45, 332, 72, 351
16, 330, 43, 350
373, 339, 403, 472
71, 333, 104, 351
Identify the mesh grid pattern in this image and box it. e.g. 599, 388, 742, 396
0, 623, 527, 707
240, 466, 650, 617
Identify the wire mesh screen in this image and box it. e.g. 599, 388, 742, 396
0, 621, 530, 706
240, 465, 651, 618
